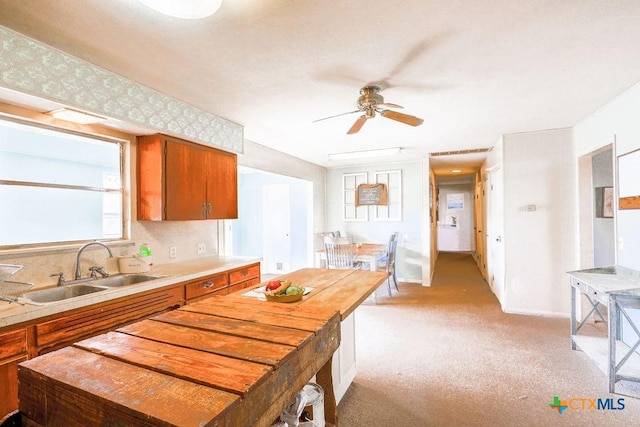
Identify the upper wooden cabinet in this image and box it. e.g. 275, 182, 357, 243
137, 134, 238, 220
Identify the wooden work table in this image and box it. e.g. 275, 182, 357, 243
18, 268, 387, 427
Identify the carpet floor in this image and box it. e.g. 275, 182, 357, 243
336, 251, 640, 426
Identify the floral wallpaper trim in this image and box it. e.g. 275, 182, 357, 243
0, 25, 243, 153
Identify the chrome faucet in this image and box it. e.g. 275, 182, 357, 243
75, 242, 113, 280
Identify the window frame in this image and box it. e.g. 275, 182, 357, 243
0, 115, 128, 250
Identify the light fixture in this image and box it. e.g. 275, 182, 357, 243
328, 147, 401, 161
49, 108, 106, 125
451, 169, 462, 173
138, 0, 222, 19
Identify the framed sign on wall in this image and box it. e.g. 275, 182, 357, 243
355, 183, 388, 206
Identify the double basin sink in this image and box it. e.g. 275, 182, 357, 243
18, 274, 163, 305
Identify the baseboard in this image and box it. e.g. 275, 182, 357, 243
397, 277, 426, 286
503, 307, 570, 318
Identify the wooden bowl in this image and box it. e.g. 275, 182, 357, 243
265, 288, 305, 303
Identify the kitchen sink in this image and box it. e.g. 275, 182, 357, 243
17, 274, 163, 305
89, 274, 163, 288
19, 284, 109, 305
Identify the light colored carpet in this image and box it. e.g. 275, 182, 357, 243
336, 252, 640, 426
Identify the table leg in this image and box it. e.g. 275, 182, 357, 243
316, 356, 338, 426
571, 284, 577, 350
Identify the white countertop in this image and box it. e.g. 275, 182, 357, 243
0, 255, 261, 329
568, 265, 640, 294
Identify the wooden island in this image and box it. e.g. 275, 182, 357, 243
17, 268, 387, 427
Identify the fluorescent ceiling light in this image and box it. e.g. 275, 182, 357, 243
451, 169, 462, 173
138, 0, 222, 19
49, 108, 106, 124
328, 147, 401, 161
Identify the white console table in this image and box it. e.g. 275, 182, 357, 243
569, 266, 640, 394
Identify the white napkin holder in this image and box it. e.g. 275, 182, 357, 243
118, 255, 151, 273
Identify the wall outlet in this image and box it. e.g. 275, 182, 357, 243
618, 237, 624, 251
169, 246, 177, 258
197, 243, 206, 254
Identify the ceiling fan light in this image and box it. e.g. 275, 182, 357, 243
328, 147, 401, 161
138, 0, 222, 19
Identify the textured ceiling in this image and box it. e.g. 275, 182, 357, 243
1, 0, 640, 175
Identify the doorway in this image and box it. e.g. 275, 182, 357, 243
230, 167, 314, 275
485, 164, 505, 305
262, 183, 291, 274
577, 145, 615, 268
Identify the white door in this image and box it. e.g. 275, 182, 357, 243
263, 184, 291, 274
485, 166, 505, 305
475, 180, 487, 279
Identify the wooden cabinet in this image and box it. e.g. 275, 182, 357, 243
185, 263, 261, 300
137, 134, 238, 221
227, 263, 261, 294
0, 327, 28, 420
184, 273, 229, 302
35, 287, 183, 354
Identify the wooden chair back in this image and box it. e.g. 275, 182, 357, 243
323, 236, 356, 269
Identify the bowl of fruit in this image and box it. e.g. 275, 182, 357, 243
264, 279, 305, 303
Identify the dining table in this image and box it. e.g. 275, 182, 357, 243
17, 268, 388, 427
315, 242, 388, 271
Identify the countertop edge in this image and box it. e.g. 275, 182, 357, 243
0, 256, 262, 329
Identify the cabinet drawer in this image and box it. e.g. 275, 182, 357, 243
36, 287, 183, 350
0, 328, 27, 360
228, 277, 260, 295
185, 274, 228, 300
229, 264, 260, 285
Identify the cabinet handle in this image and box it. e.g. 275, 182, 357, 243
203, 282, 214, 288
201, 202, 207, 218
207, 202, 212, 216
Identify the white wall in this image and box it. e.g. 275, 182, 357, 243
487, 128, 575, 316
326, 161, 426, 284
575, 81, 640, 271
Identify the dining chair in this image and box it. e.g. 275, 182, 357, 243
377, 232, 399, 293
323, 235, 361, 269
322, 231, 341, 237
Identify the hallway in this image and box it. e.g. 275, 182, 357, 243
337, 251, 640, 426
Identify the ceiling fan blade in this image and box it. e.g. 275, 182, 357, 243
347, 115, 367, 134
312, 109, 361, 123
376, 102, 403, 109
380, 110, 424, 127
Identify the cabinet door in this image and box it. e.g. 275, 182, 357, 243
35, 287, 183, 353
165, 139, 208, 220
0, 328, 27, 420
206, 148, 238, 219
184, 273, 228, 301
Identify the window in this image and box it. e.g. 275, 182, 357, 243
373, 170, 402, 221
343, 172, 368, 221
0, 118, 123, 247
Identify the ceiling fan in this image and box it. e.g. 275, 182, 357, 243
313, 85, 424, 134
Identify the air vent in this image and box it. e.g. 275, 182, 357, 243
429, 147, 492, 157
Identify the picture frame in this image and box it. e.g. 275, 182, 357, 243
595, 186, 614, 218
